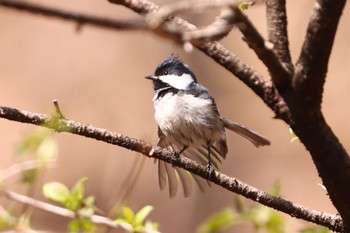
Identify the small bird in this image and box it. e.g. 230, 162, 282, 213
146, 55, 270, 197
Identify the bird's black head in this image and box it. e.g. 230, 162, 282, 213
145, 55, 198, 92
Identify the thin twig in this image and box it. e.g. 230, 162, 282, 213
53, 100, 65, 119
1, 189, 118, 228
0, 160, 55, 182
182, 8, 235, 42
0, 105, 343, 232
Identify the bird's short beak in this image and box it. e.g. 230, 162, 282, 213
145, 75, 158, 80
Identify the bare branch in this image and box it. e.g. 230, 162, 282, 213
1, 189, 119, 228
0, 0, 146, 31
265, 0, 293, 73
231, 6, 291, 90
0, 105, 344, 231
53, 100, 65, 119
0, 160, 55, 182
182, 8, 235, 42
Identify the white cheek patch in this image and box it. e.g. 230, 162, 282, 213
159, 73, 193, 90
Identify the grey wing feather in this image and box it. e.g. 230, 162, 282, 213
175, 167, 192, 197
156, 127, 219, 197
158, 160, 167, 190
164, 161, 178, 198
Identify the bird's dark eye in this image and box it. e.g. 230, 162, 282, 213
163, 71, 168, 75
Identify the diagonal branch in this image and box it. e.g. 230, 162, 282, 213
1, 189, 122, 229
293, 0, 347, 109
0, 105, 344, 232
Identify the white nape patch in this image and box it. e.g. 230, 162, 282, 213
159, 73, 194, 90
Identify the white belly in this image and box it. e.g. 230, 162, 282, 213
154, 93, 223, 148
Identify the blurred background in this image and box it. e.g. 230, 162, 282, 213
0, 0, 349, 232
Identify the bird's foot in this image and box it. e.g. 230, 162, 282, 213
206, 163, 214, 177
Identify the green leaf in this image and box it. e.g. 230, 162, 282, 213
134, 205, 154, 226
68, 219, 96, 233
80, 219, 96, 232
71, 177, 88, 201
197, 208, 236, 233
43, 182, 70, 204
122, 206, 135, 224
238, 2, 254, 11
68, 220, 80, 233
64, 196, 80, 211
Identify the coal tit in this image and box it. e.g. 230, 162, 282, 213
146, 55, 269, 197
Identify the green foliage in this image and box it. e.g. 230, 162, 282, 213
238, 1, 254, 11
197, 208, 237, 233
43, 178, 96, 232
197, 182, 330, 233
43, 113, 72, 132
43, 178, 94, 212
0, 211, 33, 231
0, 209, 16, 228
2, 128, 331, 233
68, 219, 96, 233
43, 181, 71, 204
114, 205, 159, 233
298, 226, 330, 233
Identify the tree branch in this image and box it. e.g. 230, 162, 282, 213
1, 189, 121, 228
293, 0, 347, 109
0, 105, 344, 232
265, 0, 293, 74
0, 0, 146, 31
276, 0, 350, 229
230, 6, 292, 90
